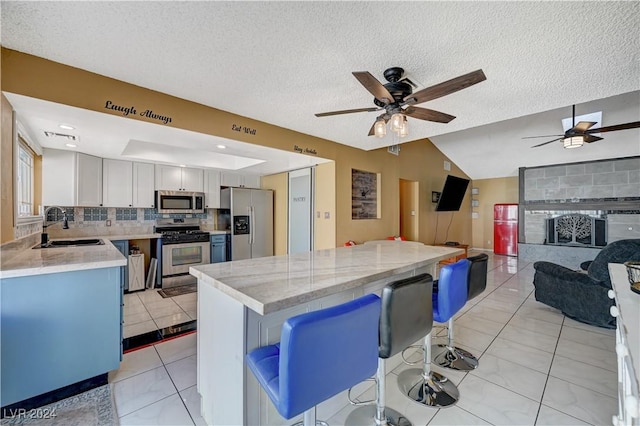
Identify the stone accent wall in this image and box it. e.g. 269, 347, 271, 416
524, 157, 640, 202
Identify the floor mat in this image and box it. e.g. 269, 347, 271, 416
2, 384, 117, 425
158, 283, 197, 298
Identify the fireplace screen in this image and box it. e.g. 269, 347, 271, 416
546, 214, 607, 247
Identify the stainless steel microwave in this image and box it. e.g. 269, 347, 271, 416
155, 190, 205, 214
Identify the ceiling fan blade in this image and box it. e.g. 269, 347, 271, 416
531, 137, 563, 148
584, 121, 640, 133
403, 69, 486, 105
583, 135, 603, 143
315, 107, 380, 117
352, 71, 395, 104
404, 106, 456, 123
521, 134, 564, 139
571, 121, 597, 133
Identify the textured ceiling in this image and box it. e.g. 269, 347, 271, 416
1, 1, 639, 178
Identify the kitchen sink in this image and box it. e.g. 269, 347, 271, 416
34, 239, 105, 249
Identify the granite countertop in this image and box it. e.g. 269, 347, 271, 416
0, 237, 127, 279
190, 242, 462, 315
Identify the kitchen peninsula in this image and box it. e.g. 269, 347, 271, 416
0, 239, 127, 409
189, 242, 463, 426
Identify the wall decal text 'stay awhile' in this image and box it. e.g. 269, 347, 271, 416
104, 100, 172, 125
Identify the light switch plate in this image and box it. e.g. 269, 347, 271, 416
324, 212, 330, 219
444, 161, 451, 171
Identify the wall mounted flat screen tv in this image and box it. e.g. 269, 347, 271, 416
435, 175, 470, 212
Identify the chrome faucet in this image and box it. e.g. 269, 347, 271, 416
43, 206, 69, 230
41, 206, 69, 246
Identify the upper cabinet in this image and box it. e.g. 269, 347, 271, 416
155, 165, 203, 192
43, 148, 103, 207
220, 172, 261, 189
132, 162, 155, 208
203, 170, 220, 209
102, 159, 133, 207
102, 160, 155, 208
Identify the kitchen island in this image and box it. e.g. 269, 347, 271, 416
189, 242, 462, 426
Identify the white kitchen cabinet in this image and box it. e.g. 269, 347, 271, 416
220, 171, 242, 188
76, 153, 103, 206
102, 159, 133, 207
203, 170, 221, 209
243, 174, 261, 189
220, 172, 261, 188
155, 165, 203, 192
132, 162, 155, 208
181, 167, 204, 192
42, 148, 103, 206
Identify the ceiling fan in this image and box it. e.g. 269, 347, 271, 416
314, 67, 486, 137
525, 104, 640, 148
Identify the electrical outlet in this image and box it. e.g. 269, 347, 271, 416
444, 161, 451, 171
324, 212, 330, 219
106, 219, 111, 227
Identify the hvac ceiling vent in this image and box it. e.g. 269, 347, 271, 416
44, 131, 77, 141
387, 145, 400, 155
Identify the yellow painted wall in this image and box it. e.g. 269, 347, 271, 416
314, 162, 336, 249
1, 93, 15, 243
1, 48, 472, 248
261, 173, 288, 255
471, 176, 519, 250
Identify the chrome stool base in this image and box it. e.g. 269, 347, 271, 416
345, 405, 412, 426
397, 368, 459, 408
432, 344, 479, 371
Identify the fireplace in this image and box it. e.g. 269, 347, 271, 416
546, 214, 607, 247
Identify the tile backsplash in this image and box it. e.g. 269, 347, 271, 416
45, 207, 216, 238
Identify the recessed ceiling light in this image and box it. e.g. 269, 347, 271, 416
217, 144, 226, 149
59, 124, 75, 130
65, 143, 77, 148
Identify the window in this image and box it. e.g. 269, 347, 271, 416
17, 139, 34, 217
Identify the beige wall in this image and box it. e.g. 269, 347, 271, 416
1, 48, 472, 248
314, 162, 336, 249
471, 176, 519, 250
1, 93, 15, 244
260, 173, 288, 255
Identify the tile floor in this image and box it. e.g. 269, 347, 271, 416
109, 251, 618, 425
123, 288, 197, 339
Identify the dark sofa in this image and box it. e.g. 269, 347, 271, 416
533, 239, 640, 329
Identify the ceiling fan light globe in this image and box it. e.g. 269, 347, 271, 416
399, 118, 409, 137
374, 120, 387, 137
563, 136, 584, 149
390, 113, 404, 132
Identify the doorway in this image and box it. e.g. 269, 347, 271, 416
288, 168, 314, 254
399, 179, 419, 241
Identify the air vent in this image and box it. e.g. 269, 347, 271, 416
387, 145, 400, 156
44, 131, 77, 141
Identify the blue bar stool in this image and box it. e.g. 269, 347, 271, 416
246, 294, 381, 426
397, 259, 469, 407
346, 273, 433, 426
432, 255, 483, 371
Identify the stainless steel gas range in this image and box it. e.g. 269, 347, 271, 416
155, 219, 210, 288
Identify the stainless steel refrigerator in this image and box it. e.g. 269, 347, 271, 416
221, 187, 274, 260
